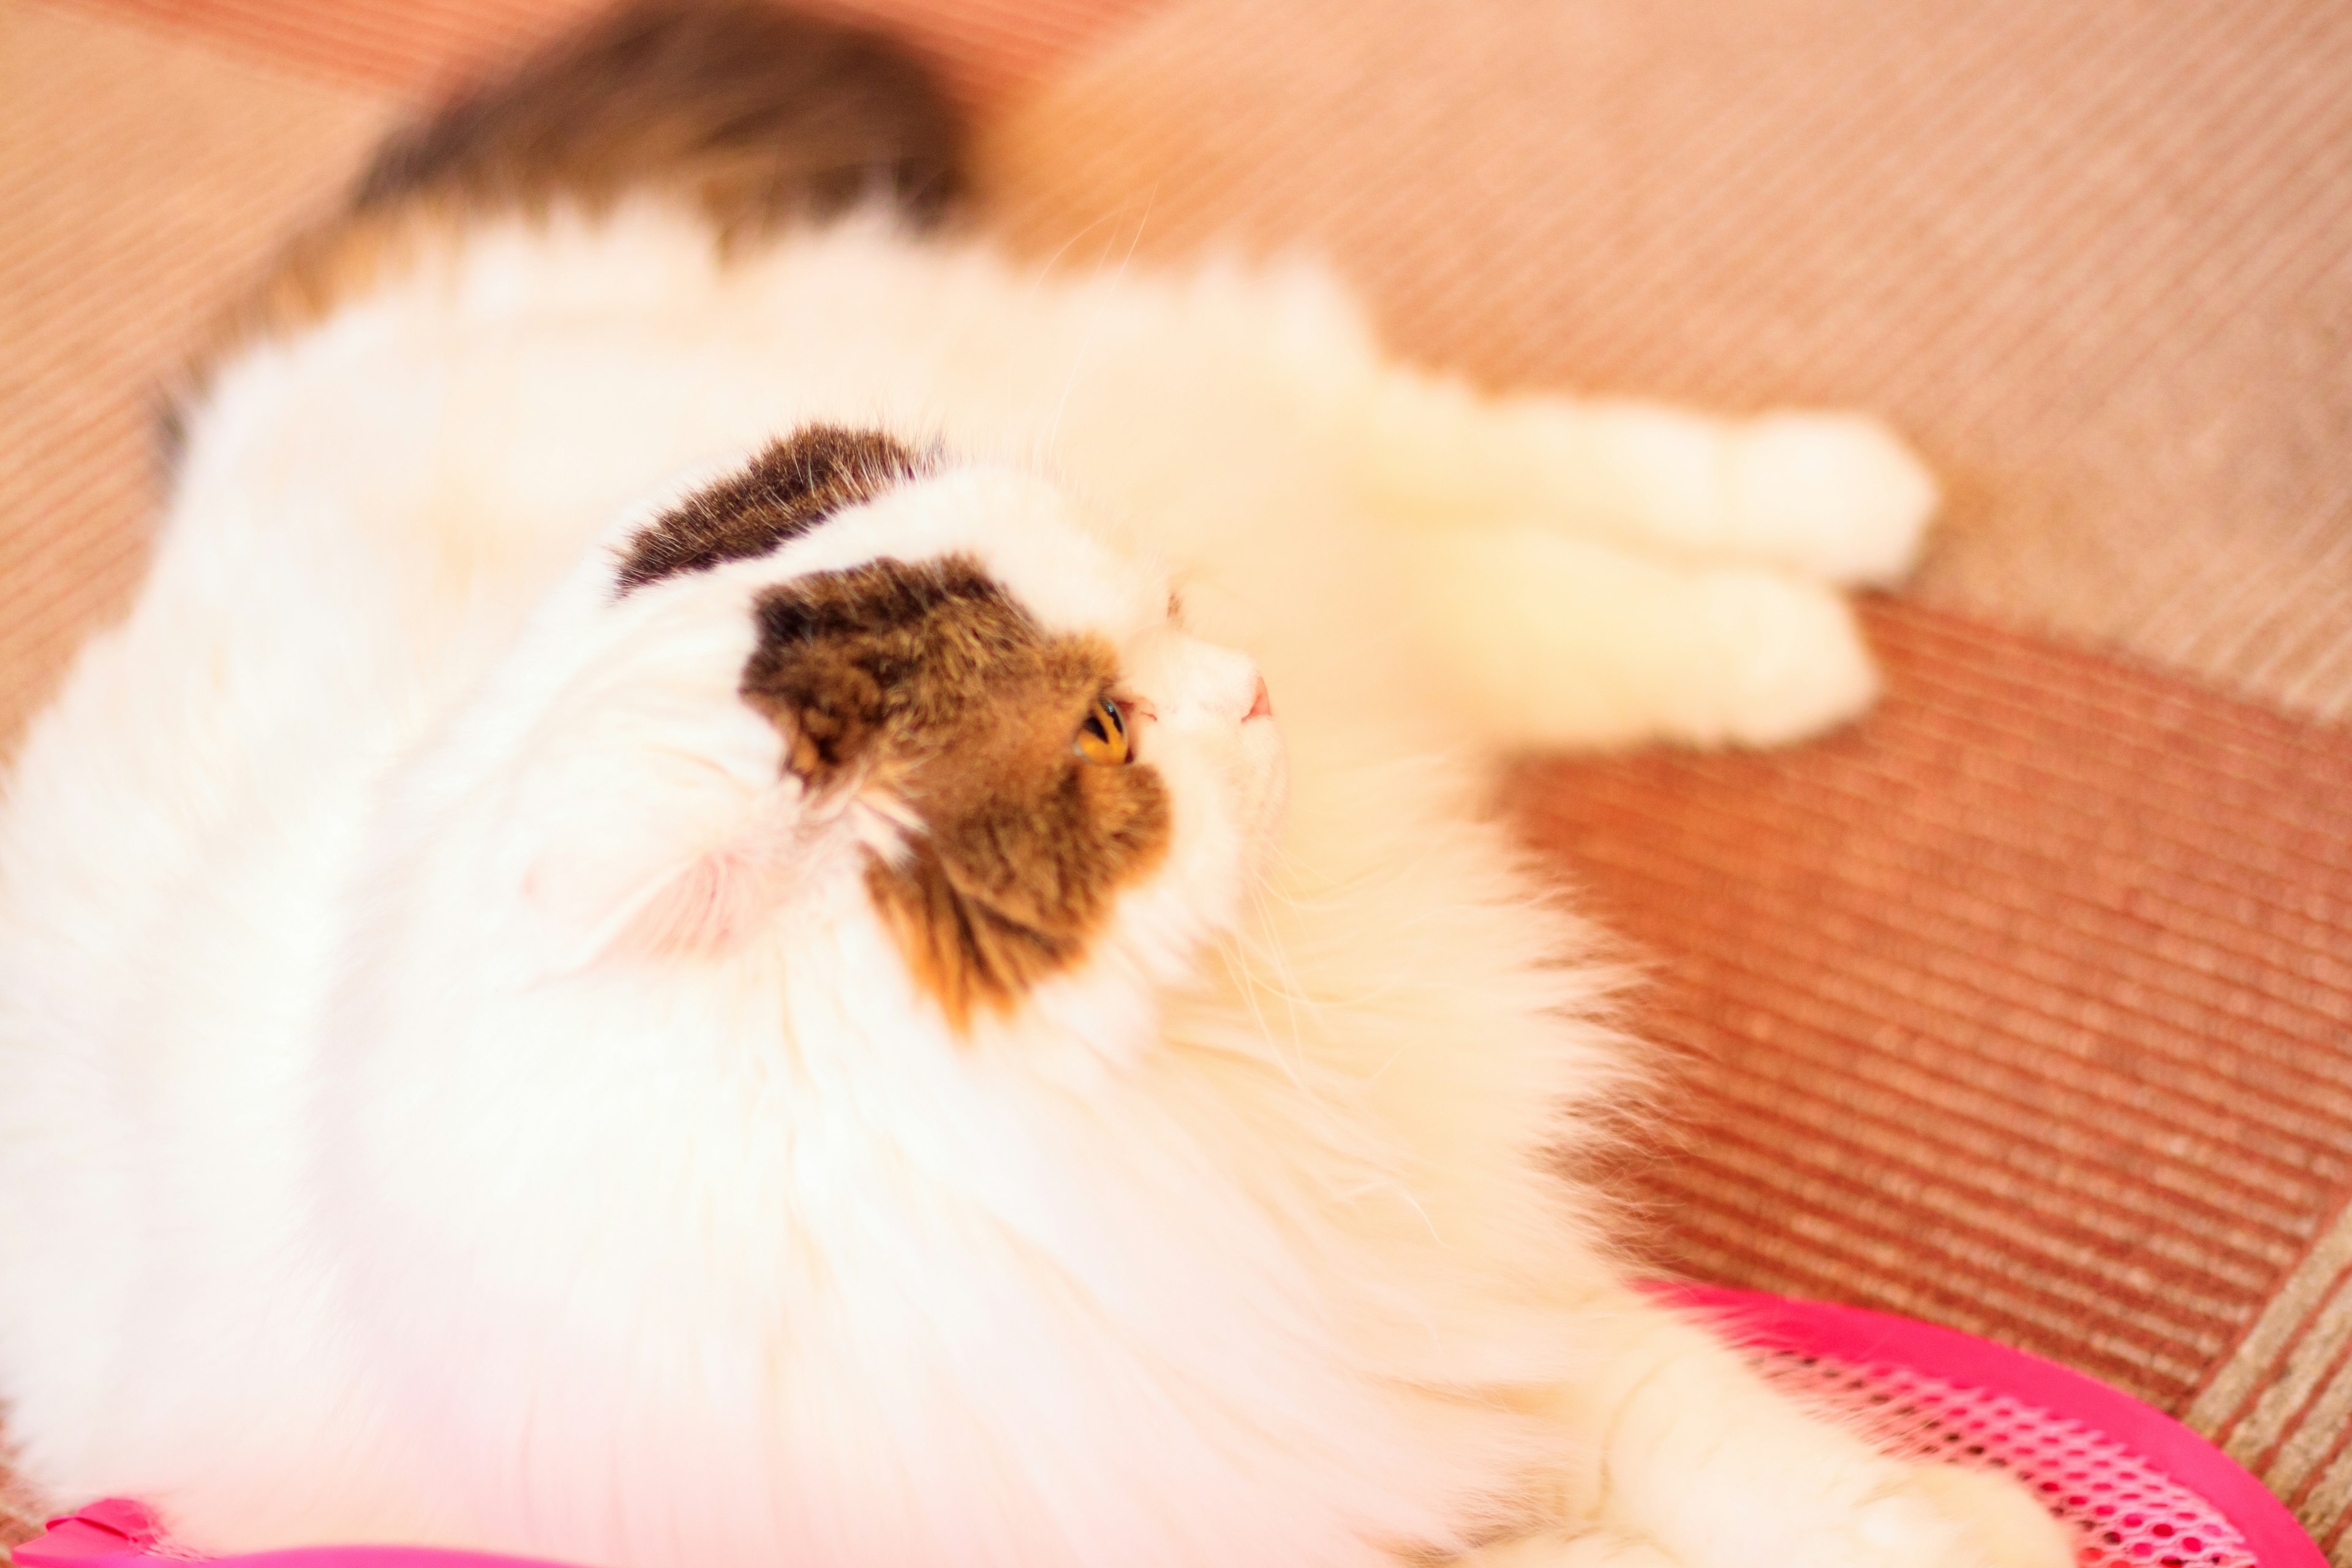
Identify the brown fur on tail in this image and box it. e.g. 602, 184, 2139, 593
354, 0, 965, 233
171, 1, 963, 451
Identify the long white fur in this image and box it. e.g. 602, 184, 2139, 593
0, 204, 2059, 1568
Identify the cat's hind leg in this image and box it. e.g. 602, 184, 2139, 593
1400, 527, 1878, 749
1355, 372, 1937, 587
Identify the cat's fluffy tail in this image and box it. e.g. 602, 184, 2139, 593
354, 0, 967, 233
167, 0, 963, 454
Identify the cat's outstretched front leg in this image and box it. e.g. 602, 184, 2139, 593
1354, 371, 1938, 587
1395, 529, 1879, 749
1336, 365, 1936, 748
1507, 1291, 2073, 1568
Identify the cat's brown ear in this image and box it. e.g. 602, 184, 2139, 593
615, 427, 930, 598
734, 552, 1022, 790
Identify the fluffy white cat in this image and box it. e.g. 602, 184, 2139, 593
0, 5, 2066, 1566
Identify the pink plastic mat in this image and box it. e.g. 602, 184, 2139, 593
15, 1286, 2325, 1567
1665, 1285, 2328, 1568
9, 1496, 568, 1567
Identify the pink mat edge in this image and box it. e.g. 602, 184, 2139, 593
1656, 1281, 2328, 1568
13, 1499, 572, 1568
17, 1286, 2326, 1567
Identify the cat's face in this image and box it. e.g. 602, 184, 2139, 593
504, 426, 1284, 1044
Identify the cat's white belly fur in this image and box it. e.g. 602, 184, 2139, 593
0, 208, 2058, 1568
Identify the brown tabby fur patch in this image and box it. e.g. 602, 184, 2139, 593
180, 1, 964, 426
740, 553, 1170, 1028
351, 0, 965, 236
616, 426, 929, 595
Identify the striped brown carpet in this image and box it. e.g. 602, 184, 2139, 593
5, 0, 2348, 1560
1512, 601, 2352, 1553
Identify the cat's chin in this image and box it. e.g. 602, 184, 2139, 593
1236, 705, 1291, 878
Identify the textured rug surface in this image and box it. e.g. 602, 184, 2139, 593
1513, 603, 2352, 1551
4, 0, 2349, 1560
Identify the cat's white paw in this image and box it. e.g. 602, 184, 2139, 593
1407, 527, 1885, 748
1405, 529, 1880, 750
1847, 1463, 2076, 1568
1722, 413, 1939, 587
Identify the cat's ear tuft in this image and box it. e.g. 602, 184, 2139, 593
524, 789, 811, 971
506, 708, 812, 971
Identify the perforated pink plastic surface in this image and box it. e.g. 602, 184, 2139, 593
19, 1288, 2324, 1567
1665, 1284, 2327, 1568
1762, 1348, 2252, 1566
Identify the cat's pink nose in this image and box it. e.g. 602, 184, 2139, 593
1245, 675, 1273, 722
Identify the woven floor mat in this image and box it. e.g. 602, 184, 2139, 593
1512, 599, 2352, 1557
983, 0, 2352, 726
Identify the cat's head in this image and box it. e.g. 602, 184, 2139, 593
481, 424, 1284, 1048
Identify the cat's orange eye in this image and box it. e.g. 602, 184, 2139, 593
1073, 693, 1133, 766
